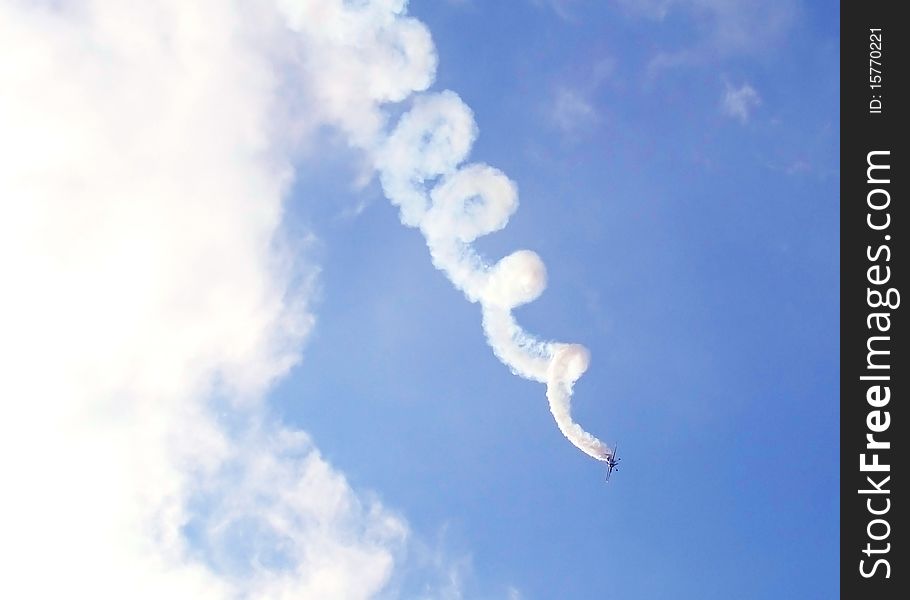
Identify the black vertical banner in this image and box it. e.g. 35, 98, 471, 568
842, 2, 906, 597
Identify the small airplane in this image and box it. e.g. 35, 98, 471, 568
604, 445, 621, 482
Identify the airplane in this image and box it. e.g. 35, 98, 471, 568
604, 445, 621, 482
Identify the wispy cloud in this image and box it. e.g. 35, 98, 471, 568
721, 82, 762, 123
530, 0, 581, 22
638, 0, 798, 74
550, 87, 600, 133
546, 58, 614, 138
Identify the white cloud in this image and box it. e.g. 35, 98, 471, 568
0, 1, 452, 598
721, 82, 761, 123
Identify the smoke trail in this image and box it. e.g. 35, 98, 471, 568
375, 91, 612, 462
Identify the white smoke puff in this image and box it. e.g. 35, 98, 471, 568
480, 306, 552, 383
484, 250, 547, 309
377, 91, 478, 226
546, 344, 610, 461
548, 343, 591, 385
276, 0, 437, 146
422, 164, 518, 245
418, 164, 519, 301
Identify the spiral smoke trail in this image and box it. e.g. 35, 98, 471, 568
375, 91, 612, 462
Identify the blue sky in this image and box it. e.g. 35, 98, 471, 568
2, 1, 837, 598
274, 1, 839, 597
